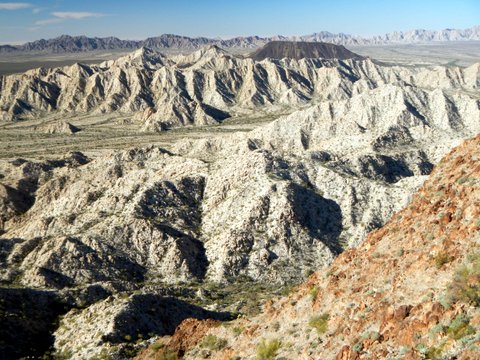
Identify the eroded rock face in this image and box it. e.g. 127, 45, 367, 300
1, 45, 478, 131
53, 293, 230, 359
0, 152, 90, 229
174, 135, 480, 360
2, 147, 210, 287
1, 62, 479, 288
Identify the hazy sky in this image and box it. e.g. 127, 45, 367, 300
0, 0, 479, 44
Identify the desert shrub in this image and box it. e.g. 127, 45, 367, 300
308, 313, 329, 335
151, 342, 165, 351
256, 338, 281, 360
232, 326, 244, 336
448, 253, 480, 306
446, 314, 475, 340
415, 343, 429, 355
425, 345, 444, 360
53, 350, 74, 360
309, 286, 319, 302
428, 324, 445, 338
433, 251, 452, 269
352, 342, 363, 353
200, 334, 227, 351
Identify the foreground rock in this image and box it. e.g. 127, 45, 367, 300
158, 134, 480, 360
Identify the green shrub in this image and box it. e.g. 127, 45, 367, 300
352, 342, 363, 353
448, 253, 480, 306
151, 342, 165, 351
425, 345, 444, 360
200, 334, 228, 351
446, 314, 475, 340
428, 324, 445, 338
256, 338, 282, 360
232, 326, 244, 336
309, 286, 319, 302
308, 313, 329, 335
434, 251, 452, 269
415, 343, 428, 355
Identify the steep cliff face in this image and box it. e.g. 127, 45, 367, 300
165, 135, 480, 360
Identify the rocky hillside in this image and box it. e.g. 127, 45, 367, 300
1, 26, 479, 54
0, 45, 479, 131
0, 43, 478, 358
143, 134, 480, 360
249, 41, 364, 61
0, 64, 478, 359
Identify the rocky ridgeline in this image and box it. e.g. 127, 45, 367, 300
0, 46, 478, 358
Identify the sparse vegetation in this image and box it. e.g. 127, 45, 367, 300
433, 251, 453, 269
232, 325, 245, 336
309, 286, 319, 302
200, 334, 228, 351
52, 350, 73, 360
151, 342, 165, 351
448, 253, 480, 306
352, 342, 363, 353
424, 344, 444, 359
446, 314, 475, 340
308, 313, 329, 335
256, 338, 282, 360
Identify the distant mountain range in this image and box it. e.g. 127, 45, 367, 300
0, 26, 479, 54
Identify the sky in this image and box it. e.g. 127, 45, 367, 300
0, 0, 479, 44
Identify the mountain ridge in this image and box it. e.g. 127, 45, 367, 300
1, 45, 478, 131
1, 25, 479, 54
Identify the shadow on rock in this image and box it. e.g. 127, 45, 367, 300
0, 288, 70, 360
290, 183, 343, 254
104, 294, 232, 344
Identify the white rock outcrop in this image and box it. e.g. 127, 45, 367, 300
1, 46, 478, 131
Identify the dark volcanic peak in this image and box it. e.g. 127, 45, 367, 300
249, 41, 364, 61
